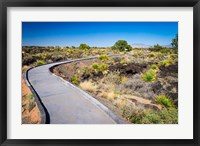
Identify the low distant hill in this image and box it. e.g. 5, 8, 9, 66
163, 44, 173, 48
131, 43, 173, 49
131, 43, 151, 49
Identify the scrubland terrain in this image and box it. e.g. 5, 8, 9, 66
22, 41, 178, 124
22, 46, 119, 124
22, 66, 41, 124
52, 45, 178, 124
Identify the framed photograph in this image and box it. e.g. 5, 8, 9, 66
0, 0, 199, 145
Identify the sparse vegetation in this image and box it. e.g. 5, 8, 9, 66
159, 58, 174, 67
92, 63, 100, 71
142, 69, 157, 82
23, 39, 178, 124
99, 64, 108, 73
130, 108, 178, 124
155, 95, 174, 108
79, 80, 97, 93
36, 60, 45, 66
71, 75, 79, 85
98, 54, 109, 62
150, 64, 158, 70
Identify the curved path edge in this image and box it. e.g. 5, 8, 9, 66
25, 55, 126, 124
24, 68, 47, 124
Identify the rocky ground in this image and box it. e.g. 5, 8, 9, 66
52, 49, 178, 124
22, 69, 41, 124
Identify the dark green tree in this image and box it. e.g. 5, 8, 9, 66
153, 44, 164, 51
112, 40, 132, 52
171, 34, 178, 49
79, 43, 90, 50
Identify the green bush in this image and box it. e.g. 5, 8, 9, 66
159, 59, 174, 67
36, 60, 45, 66
147, 53, 155, 58
41, 53, 47, 60
142, 69, 156, 82
150, 64, 158, 70
71, 75, 79, 85
98, 54, 109, 62
27, 94, 33, 101
155, 95, 174, 108
149, 44, 164, 52
91, 63, 108, 73
130, 108, 178, 124
99, 64, 108, 72
160, 48, 171, 54
169, 54, 178, 59
120, 60, 127, 66
92, 63, 99, 70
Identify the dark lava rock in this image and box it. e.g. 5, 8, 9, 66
159, 64, 178, 77
109, 63, 146, 76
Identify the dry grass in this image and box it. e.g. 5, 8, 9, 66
120, 76, 128, 84
79, 80, 97, 93
98, 89, 116, 101
106, 91, 116, 101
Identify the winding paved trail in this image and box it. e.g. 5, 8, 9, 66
26, 56, 125, 124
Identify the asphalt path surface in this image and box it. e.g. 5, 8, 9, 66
26, 56, 125, 124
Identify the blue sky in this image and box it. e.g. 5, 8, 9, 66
22, 22, 178, 47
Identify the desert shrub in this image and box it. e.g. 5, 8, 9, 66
70, 49, 84, 58
150, 64, 159, 70
149, 44, 164, 52
147, 53, 155, 58
71, 75, 79, 85
80, 67, 91, 75
51, 54, 64, 62
92, 63, 99, 70
169, 54, 178, 59
36, 60, 45, 66
160, 48, 171, 54
104, 91, 116, 101
120, 60, 127, 66
131, 111, 161, 124
155, 52, 163, 57
27, 94, 33, 101
142, 69, 156, 82
99, 64, 108, 73
119, 74, 156, 99
130, 108, 178, 124
105, 71, 121, 84
155, 95, 174, 108
79, 80, 97, 93
98, 54, 109, 62
122, 103, 138, 119
133, 50, 145, 57
41, 53, 47, 60
120, 76, 128, 84
159, 59, 174, 67
140, 61, 147, 65
91, 63, 108, 74
22, 55, 36, 65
